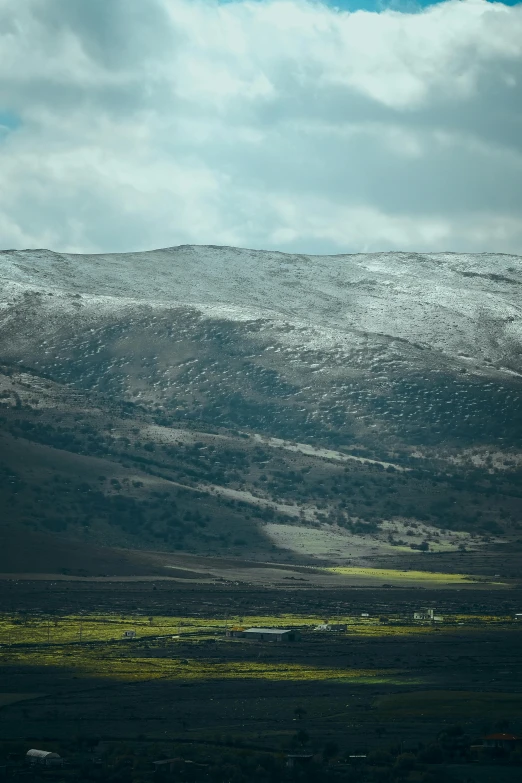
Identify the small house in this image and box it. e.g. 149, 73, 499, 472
225, 627, 245, 638
242, 628, 299, 642
122, 630, 136, 639
26, 750, 63, 767
414, 609, 443, 622
315, 623, 346, 632
482, 733, 522, 750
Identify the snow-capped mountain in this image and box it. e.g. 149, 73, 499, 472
1, 245, 522, 453
2, 246, 521, 378
1, 245, 522, 562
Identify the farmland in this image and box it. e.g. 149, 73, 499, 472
0, 609, 517, 649
1, 579, 521, 758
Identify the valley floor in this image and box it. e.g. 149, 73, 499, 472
1, 577, 521, 755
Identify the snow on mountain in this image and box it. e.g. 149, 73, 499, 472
1, 246, 521, 375
2, 246, 522, 558
1, 245, 522, 458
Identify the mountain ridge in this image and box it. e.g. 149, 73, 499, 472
2, 246, 521, 380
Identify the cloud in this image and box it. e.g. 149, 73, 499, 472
0, 0, 521, 254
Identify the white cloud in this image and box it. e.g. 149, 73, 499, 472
0, 0, 521, 254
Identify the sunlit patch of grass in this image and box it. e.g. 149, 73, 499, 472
342, 623, 439, 637
0, 610, 517, 648
0, 614, 216, 646
326, 567, 479, 585
0, 643, 411, 684
452, 614, 513, 623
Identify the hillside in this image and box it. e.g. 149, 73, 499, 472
1, 246, 522, 573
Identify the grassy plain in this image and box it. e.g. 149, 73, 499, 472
1, 642, 408, 685
0, 610, 518, 686
2, 610, 515, 647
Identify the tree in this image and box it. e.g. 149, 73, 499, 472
295, 729, 310, 746
322, 741, 339, 761
394, 752, 417, 777
367, 749, 393, 766
418, 743, 444, 764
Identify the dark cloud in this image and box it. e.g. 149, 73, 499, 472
33, 0, 173, 68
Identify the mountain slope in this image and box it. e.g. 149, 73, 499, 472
1, 246, 522, 568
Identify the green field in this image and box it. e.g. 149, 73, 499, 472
1, 611, 517, 685
2, 611, 514, 648
1, 642, 414, 684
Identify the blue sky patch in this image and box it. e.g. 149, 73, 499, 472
221, 0, 522, 9
321, 0, 521, 9
0, 111, 21, 134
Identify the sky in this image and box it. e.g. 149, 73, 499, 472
0, 0, 522, 256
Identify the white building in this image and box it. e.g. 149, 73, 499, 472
26, 750, 63, 766
414, 609, 443, 622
